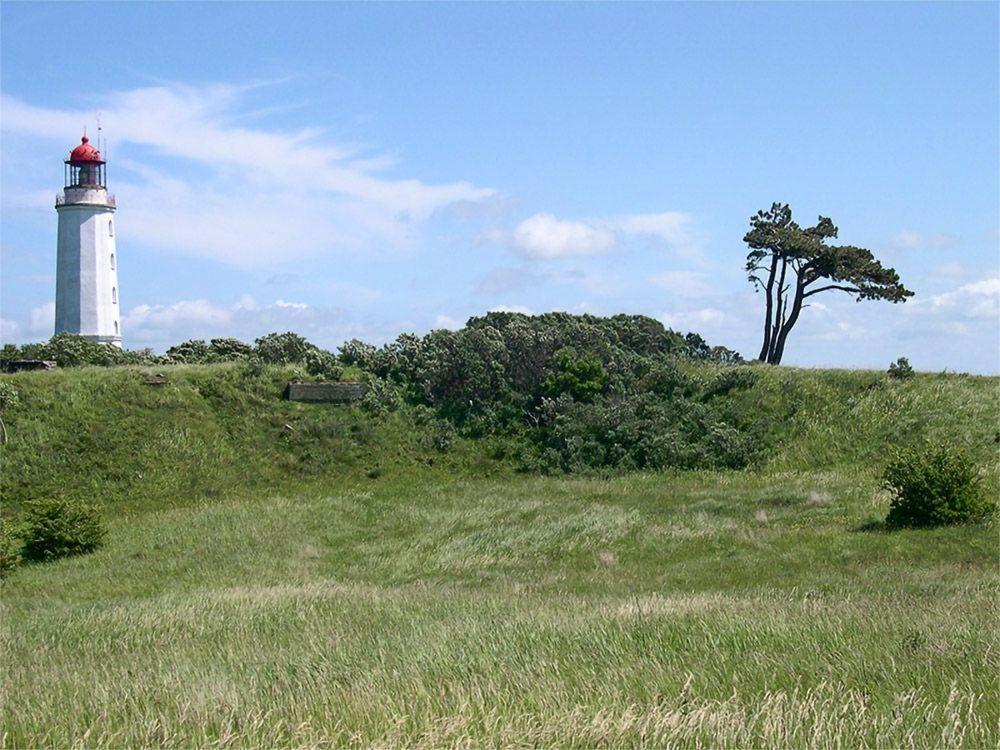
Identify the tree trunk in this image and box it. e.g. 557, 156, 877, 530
756, 251, 780, 361
765, 257, 789, 364
771, 276, 806, 365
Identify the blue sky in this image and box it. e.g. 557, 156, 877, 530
2, 2, 997, 371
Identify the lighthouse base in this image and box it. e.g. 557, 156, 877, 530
93, 335, 122, 348
73, 333, 123, 348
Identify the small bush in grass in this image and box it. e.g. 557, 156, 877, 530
0, 379, 19, 444
240, 354, 267, 379
303, 348, 343, 380
360, 377, 399, 418
883, 444, 989, 527
427, 419, 456, 452
21, 498, 105, 562
888, 357, 915, 380
0, 379, 20, 409
1, 518, 23, 577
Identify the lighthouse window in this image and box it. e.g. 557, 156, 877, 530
110, 253, 115, 269
115, 321, 119, 335
112, 287, 117, 304
109, 219, 114, 237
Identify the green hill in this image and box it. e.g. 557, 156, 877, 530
2, 362, 996, 514
2, 363, 997, 748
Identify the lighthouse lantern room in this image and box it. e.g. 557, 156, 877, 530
54, 133, 121, 346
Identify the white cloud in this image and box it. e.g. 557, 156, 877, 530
1, 84, 493, 268
615, 212, 701, 257
124, 299, 234, 331
4, 292, 387, 351
233, 294, 259, 311
0, 318, 19, 339
930, 277, 1000, 319
119, 296, 358, 350
817, 320, 870, 341
492, 210, 701, 260
511, 213, 616, 259
649, 270, 713, 298
931, 262, 967, 279
29, 302, 55, 335
891, 230, 959, 250
957, 278, 1000, 296
660, 307, 725, 330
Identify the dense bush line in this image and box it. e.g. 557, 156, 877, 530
2, 313, 753, 472
346, 313, 755, 472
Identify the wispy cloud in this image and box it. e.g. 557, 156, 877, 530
483, 210, 702, 260
29, 302, 55, 335
120, 296, 364, 350
433, 314, 464, 330
649, 270, 713, 298
0, 318, 19, 339
659, 307, 725, 330
929, 277, 1000, 319
890, 230, 960, 250
1, 83, 494, 267
616, 212, 701, 256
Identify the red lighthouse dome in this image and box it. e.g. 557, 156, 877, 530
64, 133, 107, 189
68, 135, 104, 164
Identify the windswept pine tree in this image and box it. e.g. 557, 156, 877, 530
745, 203, 913, 364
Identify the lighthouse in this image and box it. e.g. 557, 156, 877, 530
54, 133, 121, 346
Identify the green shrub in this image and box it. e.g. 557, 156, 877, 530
883, 444, 990, 527
0, 379, 19, 411
339, 339, 377, 368
209, 338, 253, 360
40, 333, 126, 367
6, 334, 159, 367
166, 339, 215, 364
240, 354, 267, 379
255, 332, 314, 365
360, 377, 400, 418
684, 332, 743, 363
542, 347, 607, 402
0, 379, 20, 444
428, 419, 456, 452
535, 392, 756, 473
1, 518, 22, 577
303, 348, 343, 380
21, 498, 105, 562
888, 357, 915, 380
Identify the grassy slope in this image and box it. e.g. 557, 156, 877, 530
1, 364, 998, 748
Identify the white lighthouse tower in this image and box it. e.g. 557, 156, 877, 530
54, 133, 121, 346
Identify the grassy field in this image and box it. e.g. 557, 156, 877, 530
1, 364, 997, 748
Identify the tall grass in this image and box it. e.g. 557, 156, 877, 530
1, 364, 997, 747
